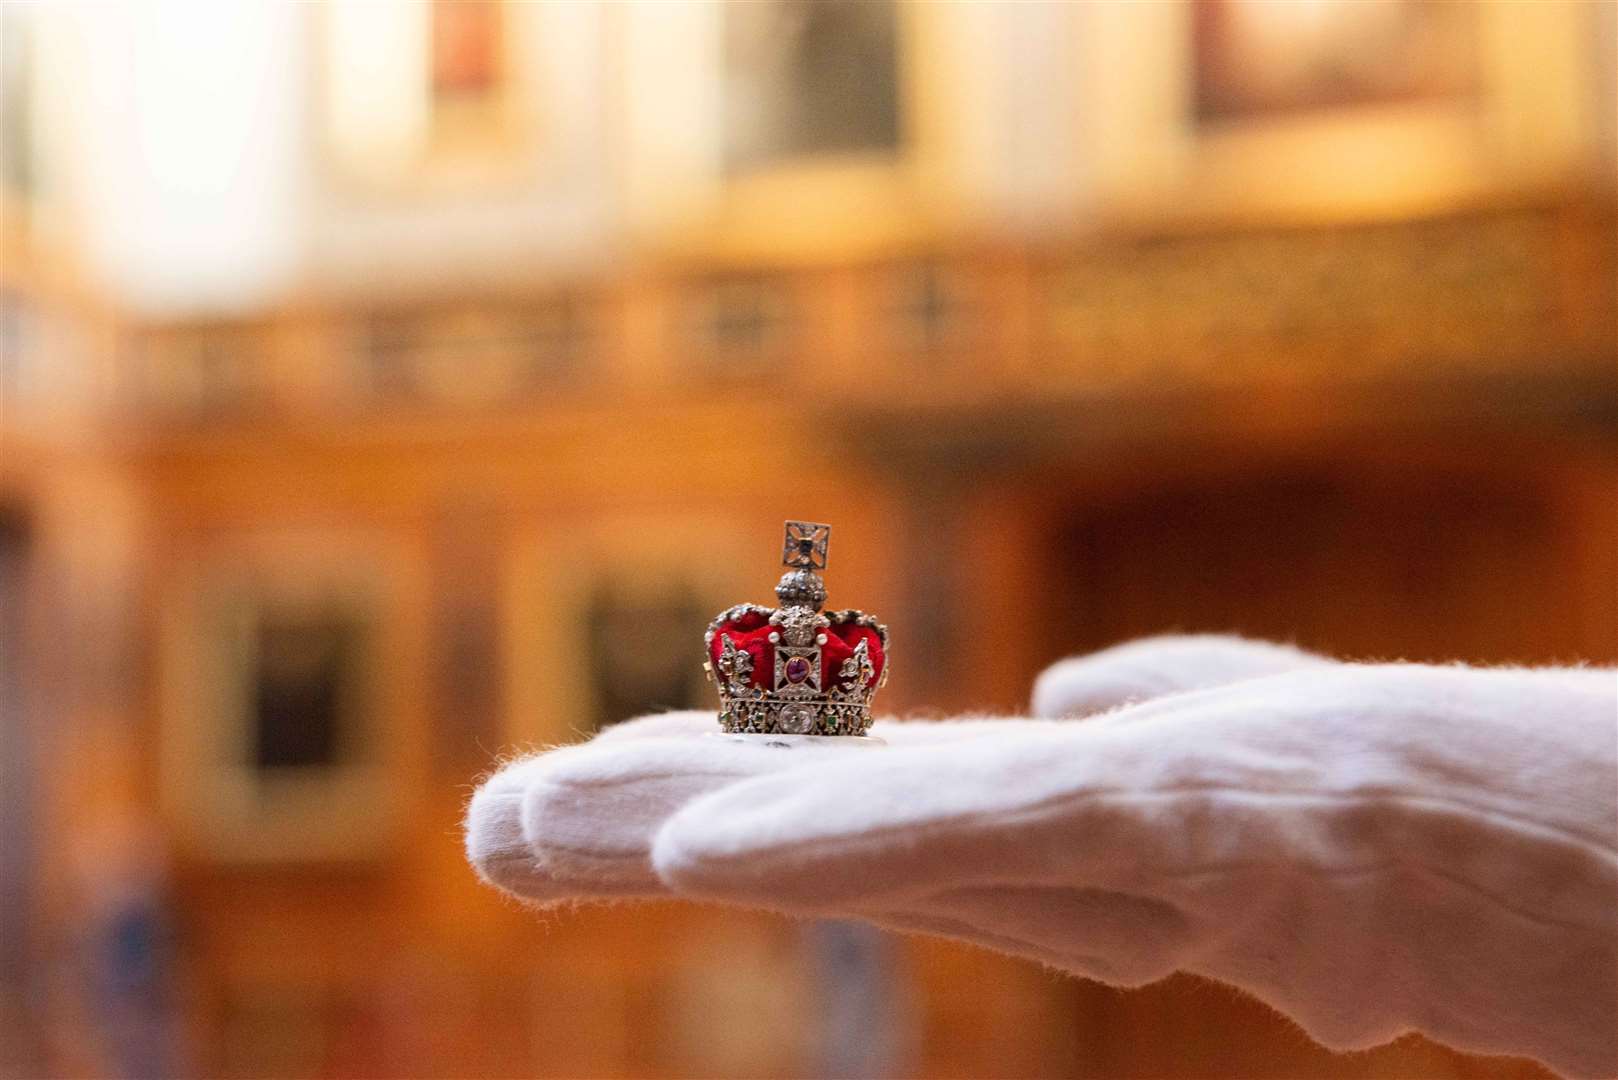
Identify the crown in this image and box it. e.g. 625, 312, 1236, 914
704, 521, 889, 736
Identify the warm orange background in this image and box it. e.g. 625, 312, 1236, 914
2, 3, 1613, 1077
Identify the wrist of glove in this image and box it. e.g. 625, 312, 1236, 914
466, 635, 1617, 1078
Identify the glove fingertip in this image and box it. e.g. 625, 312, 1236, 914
1031, 635, 1329, 718
465, 781, 581, 904
1031, 659, 1157, 718
465, 784, 523, 871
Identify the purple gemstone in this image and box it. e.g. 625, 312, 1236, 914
784, 657, 811, 683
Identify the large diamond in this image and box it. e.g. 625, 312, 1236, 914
778, 703, 815, 735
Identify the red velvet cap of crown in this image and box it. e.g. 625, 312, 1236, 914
708, 610, 885, 691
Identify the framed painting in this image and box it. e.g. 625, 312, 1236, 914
722, 1, 903, 176
319, 0, 536, 193
504, 514, 753, 746
1191, 1, 1478, 124
580, 580, 712, 735
617, 0, 956, 259
159, 537, 408, 861
1073, 1, 1600, 221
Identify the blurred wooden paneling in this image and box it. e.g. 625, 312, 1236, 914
5, 199, 1613, 1078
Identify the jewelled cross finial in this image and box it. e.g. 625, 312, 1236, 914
782, 520, 830, 571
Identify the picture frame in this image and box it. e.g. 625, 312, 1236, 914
504, 514, 752, 746
616, 0, 958, 260
159, 535, 407, 862
1072, 2, 1600, 222
317, 0, 539, 195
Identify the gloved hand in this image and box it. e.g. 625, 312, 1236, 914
467, 636, 1321, 901
466, 636, 1617, 1078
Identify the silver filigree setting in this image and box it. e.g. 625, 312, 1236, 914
703, 521, 889, 736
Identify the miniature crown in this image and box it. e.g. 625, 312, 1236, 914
704, 521, 888, 736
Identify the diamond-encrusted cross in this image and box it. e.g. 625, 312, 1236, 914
781, 520, 830, 571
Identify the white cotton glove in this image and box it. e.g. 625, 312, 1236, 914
467, 635, 1314, 900
465, 636, 1618, 1078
